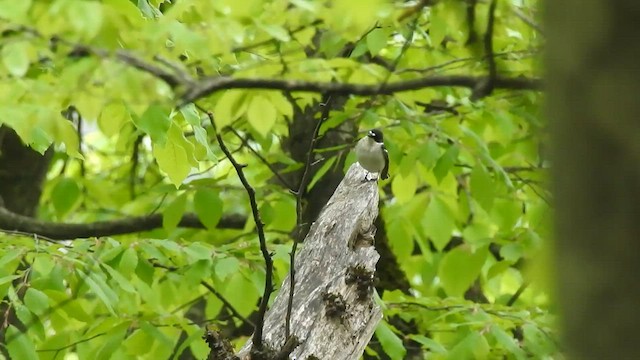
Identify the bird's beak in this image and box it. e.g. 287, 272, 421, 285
368, 130, 375, 137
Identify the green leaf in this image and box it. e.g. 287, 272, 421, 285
153, 126, 194, 187
215, 257, 240, 281
247, 95, 277, 137
67, 1, 103, 39
422, 196, 456, 251
470, 164, 495, 212
366, 28, 388, 55
0, 0, 32, 21
391, 171, 417, 203
490, 199, 522, 231
214, 90, 248, 128
447, 331, 490, 359
223, 272, 260, 317
103, 264, 136, 293
375, 321, 406, 359
193, 188, 223, 230
96, 321, 131, 360
433, 145, 459, 183
23, 288, 49, 316
2, 41, 30, 77
119, 247, 139, 275
99, 101, 131, 137
80, 270, 118, 315
163, 193, 188, 231
256, 21, 291, 41
51, 177, 81, 217
409, 335, 447, 354
438, 246, 488, 297
135, 104, 171, 145
491, 325, 527, 359
5, 325, 37, 360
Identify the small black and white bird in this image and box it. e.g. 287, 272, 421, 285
355, 128, 389, 181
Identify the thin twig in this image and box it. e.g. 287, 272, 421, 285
228, 128, 295, 191
511, 7, 544, 35
285, 94, 333, 339
202, 109, 273, 352
506, 281, 530, 306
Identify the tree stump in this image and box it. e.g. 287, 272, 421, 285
238, 163, 382, 359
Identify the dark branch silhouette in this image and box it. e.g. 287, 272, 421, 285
0, 206, 245, 240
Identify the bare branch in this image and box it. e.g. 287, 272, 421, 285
471, 0, 498, 100
228, 128, 295, 191
182, 74, 540, 104
0, 206, 245, 240
202, 109, 273, 354
286, 94, 333, 339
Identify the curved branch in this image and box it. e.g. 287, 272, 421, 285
181, 75, 541, 104
0, 206, 246, 240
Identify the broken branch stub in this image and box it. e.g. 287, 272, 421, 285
239, 163, 382, 359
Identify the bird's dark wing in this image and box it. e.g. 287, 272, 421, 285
381, 144, 390, 180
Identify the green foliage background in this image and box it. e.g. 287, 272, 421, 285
0, 0, 553, 359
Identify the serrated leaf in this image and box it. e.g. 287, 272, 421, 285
193, 189, 223, 230
135, 104, 171, 145
375, 321, 406, 359
470, 164, 495, 211
366, 28, 388, 55
51, 177, 81, 217
391, 171, 417, 203
163, 193, 187, 231
5, 325, 37, 360
99, 101, 131, 137
247, 95, 277, 137
422, 196, 456, 250
438, 246, 488, 297
2, 41, 30, 77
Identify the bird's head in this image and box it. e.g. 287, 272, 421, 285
367, 128, 384, 143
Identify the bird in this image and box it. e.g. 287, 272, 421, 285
355, 128, 389, 182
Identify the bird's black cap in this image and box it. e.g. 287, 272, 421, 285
367, 128, 384, 143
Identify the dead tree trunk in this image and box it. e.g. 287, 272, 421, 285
238, 163, 382, 359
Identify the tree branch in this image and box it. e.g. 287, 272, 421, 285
182, 74, 541, 105
286, 94, 333, 339
0, 206, 245, 240
471, 0, 498, 100
202, 110, 273, 354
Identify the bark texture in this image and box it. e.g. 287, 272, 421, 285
547, 1, 640, 358
239, 163, 382, 359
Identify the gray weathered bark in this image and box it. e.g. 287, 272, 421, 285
547, 1, 640, 358
239, 163, 382, 359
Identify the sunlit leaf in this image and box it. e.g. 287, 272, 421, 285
247, 95, 277, 137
